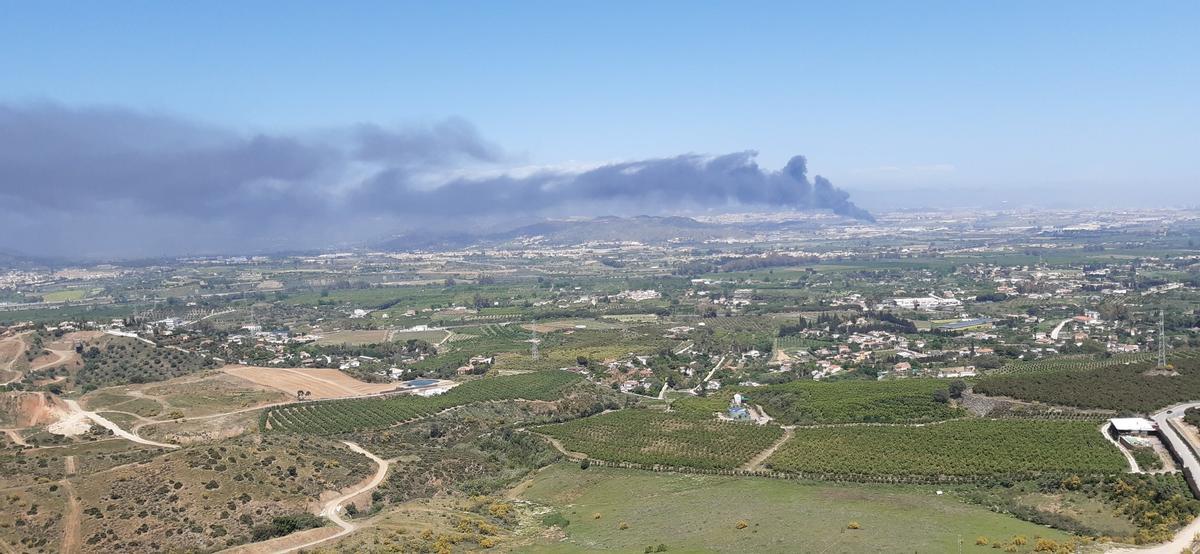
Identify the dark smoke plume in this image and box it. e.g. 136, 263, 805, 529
0, 102, 872, 257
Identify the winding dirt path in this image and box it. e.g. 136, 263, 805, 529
530, 430, 586, 461
29, 348, 72, 372
52, 399, 179, 449
277, 442, 389, 553
741, 426, 794, 471
0, 333, 29, 384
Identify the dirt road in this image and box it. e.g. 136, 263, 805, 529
0, 333, 29, 384
703, 355, 727, 382
741, 426, 794, 471
60, 479, 81, 554
52, 399, 179, 449
1106, 402, 1200, 553
1099, 422, 1142, 473
276, 441, 389, 553
530, 430, 587, 461
1, 429, 27, 447
29, 348, 72, 372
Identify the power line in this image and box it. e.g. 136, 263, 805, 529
530, 322, 540, 361
1158, 309, 1168, 368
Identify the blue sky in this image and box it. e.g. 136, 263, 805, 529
2, 1, 1197, 207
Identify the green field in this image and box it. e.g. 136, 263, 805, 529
516, 464, 1074, 553
536, 410, 784, 470
975, 351, 1200, 413
740, 379, 965, 425
40, 288, 89, 302
766, 420, 1126, 477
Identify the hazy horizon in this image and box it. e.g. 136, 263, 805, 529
2, 2, 1197, 257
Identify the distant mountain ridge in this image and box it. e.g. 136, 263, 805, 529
377, 215, 751, 251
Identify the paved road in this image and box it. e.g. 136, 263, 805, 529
1107, 402, 1200, 554
1049, 318, 1073, 340
703, 355, 727, 382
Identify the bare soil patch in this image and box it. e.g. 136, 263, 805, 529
313, 329, 390, 346
223, 365, 401, 399
0, 391, 69, 428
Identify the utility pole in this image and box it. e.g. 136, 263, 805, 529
531, 322, 540, 361
1158, 310, 1168, 368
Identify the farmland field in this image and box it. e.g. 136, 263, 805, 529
390, 329, 450, 343
265, 370, 582, 434
313, 329, 390, 346
991, 351, 1159, 375
223, 365, 401, 399
535, 410, 784, 470
765, 419, 1126, 477
974, 351, 1200, 413
40, 288, 89, 302
604, 313, 659, 323
744, 379, 965, 424
521, 319, 624, 333
515, 464, 1073, 553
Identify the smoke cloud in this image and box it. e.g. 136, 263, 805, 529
0, 102, 872, 258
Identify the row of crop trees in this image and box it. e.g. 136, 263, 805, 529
264, 371, 582, 435
975, 354, 1200, 412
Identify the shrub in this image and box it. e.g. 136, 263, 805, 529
250, 514, 324, 541
847, 521, 861, 530
1033, 538, 1058, 552
541, 513, 570, 529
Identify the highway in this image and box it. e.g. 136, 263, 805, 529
1107, 402, 1200, 554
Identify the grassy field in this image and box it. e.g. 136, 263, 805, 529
515, 464, 1073, 553
40, 288, 89, 302
83, 371, 289, 418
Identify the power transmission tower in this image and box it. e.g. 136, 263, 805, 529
530, 323, 540, 361
1158, 310, 1168, 368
